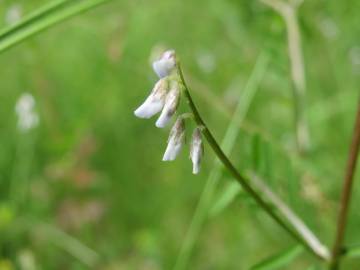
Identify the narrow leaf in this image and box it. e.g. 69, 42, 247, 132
0, 0, 72, 39
250, 245, 303, 270
0, 0, 111, 53
209, 181, 242, 217
251, 134, 261, 171
346, 246, 360, 258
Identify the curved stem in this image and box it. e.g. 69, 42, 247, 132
329, 98, 360, 269
177, 63, 325, 261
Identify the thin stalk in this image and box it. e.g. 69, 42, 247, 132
260, 0, 310, 153
17, 216, 100, 267
0, 0, 111, 53
329, 99, 360, 270
10, 132, 36, 208
174, 53, 269, 270
177, 63, 326, 260
0, 0, 72, 39
248, 171, 330, 260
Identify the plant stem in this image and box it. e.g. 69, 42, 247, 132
0, 0, 111, 53
177, 63, 326, 261
174, 53, 269, 270
0, 0, 72, 39
248, 171, 329, 260
260, 0, 310, 153
329, 99, 360, 269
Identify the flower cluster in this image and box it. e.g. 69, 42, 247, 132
134, 50, 204, 174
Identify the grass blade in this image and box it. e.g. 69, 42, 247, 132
40, 223, 100, 267
0, 0, 111, 53
0, 0, 72, 39
345, 245, 360, 258
248, 172, 330, 260
209, 181, 242, 217
250, 245, 303, 270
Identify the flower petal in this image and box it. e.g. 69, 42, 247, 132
162, 117, 186, 161
155, 83, 180, 128
152, 50, 176, 78
190, 128, 204, 174
162, 142, 182, 161
134, 95, 164, 119
134, 79, 168, 119
155, 109, 172, 127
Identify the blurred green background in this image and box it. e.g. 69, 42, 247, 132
0, 0, 359, 269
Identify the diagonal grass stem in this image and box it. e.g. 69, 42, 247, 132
0, 0, 112, 53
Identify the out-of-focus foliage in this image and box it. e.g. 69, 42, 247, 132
0, 0, 359, 269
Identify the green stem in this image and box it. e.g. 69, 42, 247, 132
0, 0, 111, 53
174, 53, 269, 270
0, 0, 72, 39
177, 63, 324, 261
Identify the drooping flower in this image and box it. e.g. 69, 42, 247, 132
155, 80, 181, 128
190, 128, 204, 174
152, 50, 177, 78
162, 117, 186, 161
15, 92, 39, 132
134, 78, 168, 119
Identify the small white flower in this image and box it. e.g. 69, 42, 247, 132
5, 4, 22, 25
152, 50, 177, 78
134, 78, 168, 119
155, 80, 181, 128
163, 118, 186, 161
190, 128, 204, 174
15, 92, 39, 132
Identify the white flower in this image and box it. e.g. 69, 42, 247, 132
5, 4, 22, 25
163, 118, 186, 161
155, 80, 181, 128
15, 93, 39, 132
134, 78, 168, 119
190, 128, 204, 174
152, 50, 177, 78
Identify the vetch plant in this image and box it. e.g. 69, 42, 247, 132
0, 0, 359, 268
134, 50, 204, 173
134, 49, 324, 250
134, 49, 360, 269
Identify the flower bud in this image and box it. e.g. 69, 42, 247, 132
190, 128, 204, 174
152, 50, 177, 78
134, 78, 168, 119
162, 117, 186, 161
155, 80, 181, 128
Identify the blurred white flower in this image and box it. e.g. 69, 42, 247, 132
18, 249, 36, 270
196, 50, 216, 74
162, 117, 186, 161
190, 128, 204, 174
155, 80, 181, 128
318, 17, 338, 40
152, 50, 177, 78
134, 78, 168, 118
15, 93, 39, 132
348, 46, 360, 74
5, 4, 22, 25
